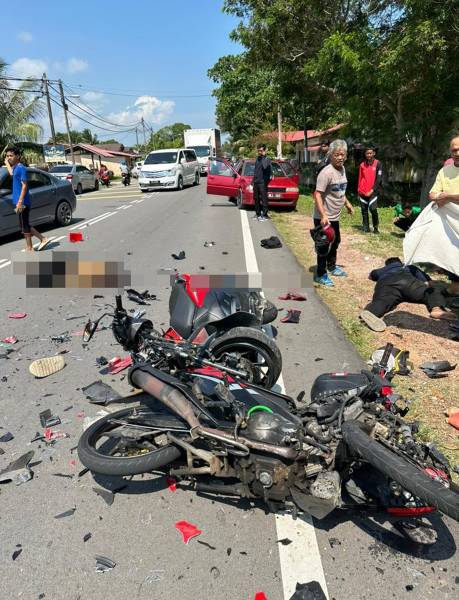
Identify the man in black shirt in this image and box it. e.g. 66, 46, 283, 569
253, 144, 272, 221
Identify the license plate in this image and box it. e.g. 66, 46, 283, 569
150, 180, 160, 185
268, 193, 281, 199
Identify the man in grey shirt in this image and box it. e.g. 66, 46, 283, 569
313, 139, 354, 286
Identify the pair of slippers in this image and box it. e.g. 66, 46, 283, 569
126, 288, 156, 305
171, 250, 186, 260
278, 291, 307, 301
281, 309, 301, 323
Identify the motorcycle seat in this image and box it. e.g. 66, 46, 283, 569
310, 372, 370, 402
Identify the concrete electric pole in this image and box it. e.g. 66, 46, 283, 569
58, 79, 75, 164
42, 73, 56, 144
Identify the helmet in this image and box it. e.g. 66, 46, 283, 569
310, 224, 335, 256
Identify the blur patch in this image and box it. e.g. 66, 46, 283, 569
159, 272, 313, 290
12, 251, 131, 290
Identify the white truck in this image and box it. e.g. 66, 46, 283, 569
183, 128, 221, 175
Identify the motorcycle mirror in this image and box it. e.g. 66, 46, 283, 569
83, 320, 98, 343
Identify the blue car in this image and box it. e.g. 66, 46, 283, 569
0, 167, 77, 238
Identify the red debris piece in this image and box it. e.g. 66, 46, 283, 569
76, 411, 85, 418
166, 477, 177, 492
8, 313, 27, 319
278, 291, 307, 301
71, 330, 84, 337
2, 336, 18, 344
254, 593, 268, 600
448, 411, 459, 430
175, 520, 202, 544
69, 232, 84, 243
44, 428, 53, 441
108, 356, 133, 374
69, 459, 77, 466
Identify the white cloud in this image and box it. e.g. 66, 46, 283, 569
107, 95, 175, 126
18, 31, 33, 43
10, 57, 48, 78
81, 91, 106, 108
66, 58, 88, 74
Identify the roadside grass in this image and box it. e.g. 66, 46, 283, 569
271, 195, 459, 473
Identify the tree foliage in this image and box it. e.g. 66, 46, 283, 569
147, 123, 192, 151
50, 129, 100, 145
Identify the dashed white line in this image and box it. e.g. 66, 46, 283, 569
0, 260, 11, 270
75, 211, 116, 228
240, 209, 329, 600
68, 213, 111, 231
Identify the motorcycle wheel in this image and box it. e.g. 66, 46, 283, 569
77, 407, 181, 476
209, 326, 282, 389
342, 421, 459, 523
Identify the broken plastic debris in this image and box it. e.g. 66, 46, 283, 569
82, 380, 122, 405
197, 540, 216, 550
83, 533, 92, 543
52, 473, 74, 479
93, 487, 115, 506
288, 581, 327, 600
108, 356, 133, 374
448, 411, 459, 431
210, 566, 220, 578
12, 548, 23, 561
0, 431, 14, 442
175, 520, 202, 544
254, 594, 268, 600
278, 291, 307, 301
95, 555, 116, 573
96, 356, 108, 367
0, 450, 34, 485
204, 241, 216, 247
144, 570, 165, 583
69, 232, 84, 243
2, 336, 18, 344
54, 508, 76, 519
277, 538, 293, 546
171, 250, 186, 260
8, 313, 27, 319
166, 476, 177, 492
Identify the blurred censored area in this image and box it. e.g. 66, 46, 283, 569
12, 251, 131, 289
162, 272, 313, 290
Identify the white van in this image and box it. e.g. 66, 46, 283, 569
138, 148, 200, 192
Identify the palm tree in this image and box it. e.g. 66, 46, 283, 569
0, 58, 44, 151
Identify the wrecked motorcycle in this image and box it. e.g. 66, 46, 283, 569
85, 293, 281, 388
78, 302, 459, 536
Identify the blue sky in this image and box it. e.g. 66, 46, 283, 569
2, 1, 242, 145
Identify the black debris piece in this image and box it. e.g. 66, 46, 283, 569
40, 409, 61, 428
171, 251, 186, 260
210, 566, 220, 579
199, 266, 205, 270
96, 356, 108, 367
197, 540, 216, 550
64, 315, 86, 321
1, 376, 7, 382
314, 357, 324, 362
54, 507, 76, 519
83, 533, 92, 543
277, 538, 293, 546
93, 294, 104, 299
50, 333, 71, 343
30, 432, 44, 443
38, 594, 45, 599
239, 551, 247, 555
0, 448, 4, 455
328, 538, 341, 548
280, 309, 301, 324
420, 361, 456, 379
260, 236, 282, 249
222, 251, 228, 255
82, 380, 122, 405
125, 288, 156, 305
288, 581, 327, 600
52, 473, 74, 479
63, 405, 73, 412
204, 241, 216, 247
39, 409, 51, 426
12, 548, 23, 561
406, 585, 414, 592
0, 450, 34, 485
95, 555, 116, 573
93, 487, 114, 506
227, 547, 232, 556
0, 431, 14, 442
78, 467, 90, 477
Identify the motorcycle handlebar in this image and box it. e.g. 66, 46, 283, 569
115, 295, 123, 311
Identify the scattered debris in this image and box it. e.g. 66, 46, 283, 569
288, 581, 327, 600
420, 361, 456, 379
278, 291, 307, 301
83, 533, 92, 543
82, 380, 122, 405
314, 357, 324, 362
39, 409, 61, 428
166, 476, 177, 491
260, 236, 282, 249
254, 593, 268, 600
222, 251, 228, 255
1, 376, 7, 382
8, 313, 27, 319
50, 333, 71, 343
144, 570, 165, 583
277, 538, 293, 546
406, 585, 414, 592
197, 540, 216, 550
210, 566, 220, 578
52, 473, 74, 479
0, 431, 14, 442
54, 508, 76, 519
69, 232, 84, 243
44, 428, 69, 442
2, 336, 18, 344
93, 294, 104, 299
12, 548, 23, 561
0, 451, 34, 485
204, 241, 216, 247
175, 520, 202, 544
93, 487, 114, 506
328, 538, 342, 548
29, 355, 66, 378
96, 356, 108, 367
78, 467, 90, 477
108, 356, 133, 374
171, 251, 186, 260
95, 555, 116, 573
64, 315, 86, 321
281, 309, 301, 324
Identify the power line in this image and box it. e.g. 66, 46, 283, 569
0, 85, 43, 93
66, 84, 212, 99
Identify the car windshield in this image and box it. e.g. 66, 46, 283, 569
144, 152, 178, 165
243, 162, 286, 177
281, 162, 295, 177
50, 166, 72, 173
188, 146, 210, 158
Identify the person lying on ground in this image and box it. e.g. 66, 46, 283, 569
359, 257, 458, 332
393, 201, 421, 232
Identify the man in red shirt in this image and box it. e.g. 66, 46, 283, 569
357, 145, 383, 233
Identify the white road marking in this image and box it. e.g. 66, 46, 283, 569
68, 213, 111, 231
0, 258, 9, 264
75, 212, 116, 228
0, 260, 11, 269
239, 209, 329, 600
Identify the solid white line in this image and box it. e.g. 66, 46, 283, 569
0, 258, 8, 264
0, 260, 11, 269
116, 205, 128, 210
239, 209, 329, 600
21, 236, 56, 252
68, 213, 110, 230
76, 212, 116, 228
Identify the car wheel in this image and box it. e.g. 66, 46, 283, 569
177, 176, 183, 191
193, 172, 200, 186
237, 190, 246, 210
55, 200, 73, 226
76, 183, 83, 195
94, 179, 99, 191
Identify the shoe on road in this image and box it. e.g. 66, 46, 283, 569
29, 355, 66, 378
314, 274, 334, 287
328, 266, 347, 277
359, 310, 386, 332
38, 238, 50, 251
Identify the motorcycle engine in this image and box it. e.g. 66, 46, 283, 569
244, 410, 300, 446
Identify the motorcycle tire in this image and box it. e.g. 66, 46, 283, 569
209, 326, 282, 389
342, 421, 459, 523
261, 300, 278, 325
77, 407, 181, 476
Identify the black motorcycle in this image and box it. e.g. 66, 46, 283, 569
78, 299, 459, 536
122, 171, 131, 186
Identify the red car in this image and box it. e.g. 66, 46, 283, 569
206, 157, 299, 210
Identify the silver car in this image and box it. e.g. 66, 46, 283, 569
0, 167, 77, 238
49, 164, 99, 194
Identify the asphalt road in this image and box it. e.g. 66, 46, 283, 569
0, 182, 458, 600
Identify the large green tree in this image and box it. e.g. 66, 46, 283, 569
215, 0, 459, 202
147, 123, 191, 151
50, 129, 101, 145
0, 59, 43, 151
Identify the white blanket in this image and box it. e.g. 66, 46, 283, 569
403, 201, 459, 276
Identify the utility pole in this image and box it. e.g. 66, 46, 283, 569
141, 118, 147, 145
58, 79, 75, 164
277, 105, 283, 160
42, 73, 56, 144
135, 127, 139, 148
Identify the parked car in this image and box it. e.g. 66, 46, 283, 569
138, 149, 200, 192
206, 157, 299, 210
49, 164, 99, 194
0, 167, 76, 238
131, 161, 144, 178
279, 160, 300, 186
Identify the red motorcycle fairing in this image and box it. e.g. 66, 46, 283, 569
163, 326, 208, 345
181, 273, 209, 308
